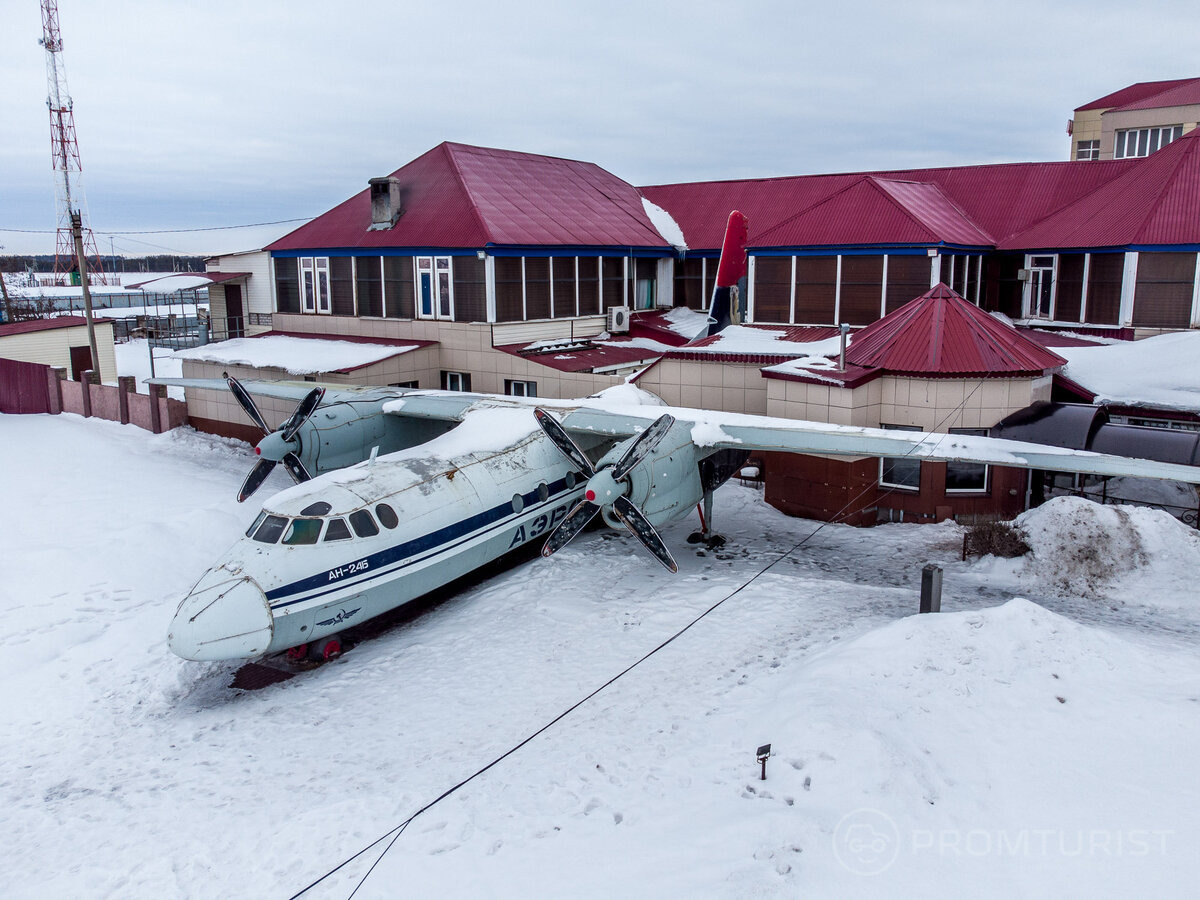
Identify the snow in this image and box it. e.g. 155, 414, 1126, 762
4, 412, 1200, 899
1057, 331, 1200, 413
114, 338, 183, 396
662, 305, 711, 340
690, 325, 845, 358
172, 335, 419, 375
128, 274, 217, 293
641, 197, 688, 250
974, 496, 1200, 605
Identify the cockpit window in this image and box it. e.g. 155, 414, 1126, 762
349, 509, 380, 538
324, 518, 352, 542
251, 515, 288, 544
376, 503, 399, 529
300, 501, 333, 516
282, 518, 322, 545
246, 511, 268, 538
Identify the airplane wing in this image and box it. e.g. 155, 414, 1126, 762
554, 404, 1200, 484
147, 377, 403, 404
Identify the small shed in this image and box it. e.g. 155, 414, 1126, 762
0, 316, 117, 383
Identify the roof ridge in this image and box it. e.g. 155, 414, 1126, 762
439, 143, 495, 244
863, 177, 944, 244
871, 178, 994, 245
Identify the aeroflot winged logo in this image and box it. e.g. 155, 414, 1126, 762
317, 607, 361, 628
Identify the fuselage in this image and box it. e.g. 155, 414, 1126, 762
169, 414, 588, 661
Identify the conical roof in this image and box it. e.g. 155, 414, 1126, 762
844, 283, 1065, 377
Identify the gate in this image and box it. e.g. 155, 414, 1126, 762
0, 357, 53, 414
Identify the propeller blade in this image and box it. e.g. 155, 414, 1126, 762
541, 498, 600, 558
534, 408, 595, 478
281, 452, 313, 484
280, 387, 326, 442
225, 372, 271, 435
611, 414, 676, 481
238, 458, 277, 503
612, 496, 678, 573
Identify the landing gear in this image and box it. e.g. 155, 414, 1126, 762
283, 636, 343, 663
686, 491, 726, 548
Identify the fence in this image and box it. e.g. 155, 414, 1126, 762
0, 356, 186, 433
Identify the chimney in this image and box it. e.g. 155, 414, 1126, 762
368, 177, 403, 229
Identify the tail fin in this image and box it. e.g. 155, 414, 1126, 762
705, 210, 748, 337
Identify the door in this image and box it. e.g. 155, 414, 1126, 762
70, 345, 93, 380
1026, 255, 1055, 318
225, 284, 245, 338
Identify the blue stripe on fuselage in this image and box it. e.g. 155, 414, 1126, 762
265, 475, 577, 610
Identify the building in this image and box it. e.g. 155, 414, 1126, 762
173, 130, 1200, 524
1070, 77, 1200, 161
0, 316, 116, 383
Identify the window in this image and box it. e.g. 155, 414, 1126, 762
250, 515, 288, 544
1076, 139, 1100, 161
300, 501, 332, 516
299, 257, 331, 314
945, 428, 989, 492
390, 381, 419, 389
1025, 255, 1055, 319
1114, 125, 1183, 159
349, 509, 379, 538
505, 379, 536, 397
282, 518, 323, 545
441, 371, 471, 392
415, 256, 454, 319
376, 503, 399, 529
324, 518, 352, 541
880, 424, 922, 490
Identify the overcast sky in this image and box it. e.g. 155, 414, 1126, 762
2, 0, 1197, 257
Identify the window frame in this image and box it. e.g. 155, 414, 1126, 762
879, 424, 923, 491
504, 379, 537, 397
415, 256, 454, 320
944, 428, 990, 494
441, 370, 472, 392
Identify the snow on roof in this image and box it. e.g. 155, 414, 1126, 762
674, 324, 845, 358
641, 197, 688, 249
1056, 331, 1200, 413
172, 335, 420, 375
128, 274, 215, 292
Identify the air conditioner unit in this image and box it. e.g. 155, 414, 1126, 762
1017, 269, 1030, 281
606, 306, 631, 333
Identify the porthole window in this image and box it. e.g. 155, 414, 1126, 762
282, 518, 322, 545
565, 471, 576, 489
512, 493, 525, 514
349, 509, 380, 538
324, 518, 352, 541
251, 515, 288, 544
300, 501, 332, 516
537, 482, 549, 503
376, 503, 399, 529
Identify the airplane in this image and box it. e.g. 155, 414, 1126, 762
156, 212, 1200, 664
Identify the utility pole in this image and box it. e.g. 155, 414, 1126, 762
71, 210, 101, 378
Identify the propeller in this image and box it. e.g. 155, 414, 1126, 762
533, 408, 679, 572
225, 372, 324, 502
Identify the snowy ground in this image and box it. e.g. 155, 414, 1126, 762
3, 413, 1199, 899
114, 338, 183, 396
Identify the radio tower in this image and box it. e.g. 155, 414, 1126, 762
40, 0, 106, 286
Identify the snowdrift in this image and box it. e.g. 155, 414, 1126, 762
996, 496, 1200, 603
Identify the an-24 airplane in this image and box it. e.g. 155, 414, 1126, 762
157, 214, 1200, 664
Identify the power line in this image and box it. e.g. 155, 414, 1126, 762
0, 217, 311, 237
292, 384, 993, 898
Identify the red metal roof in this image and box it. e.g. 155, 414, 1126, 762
843, 284, 1066, 377
269, 143, 670, 252
0, 316, 113, 338
1002, 129, 1200, 249
754, 176, 993, 247
495, 338, 663, 374
642, 158, 1128, 250
1077, 78, 1200, 112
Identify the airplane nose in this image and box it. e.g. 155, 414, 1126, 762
168, 570, 273, 661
